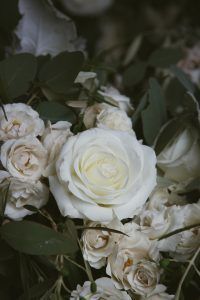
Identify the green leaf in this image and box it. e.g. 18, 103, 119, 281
0, 54, 37, 99
19, 279, 55, 300
123, 61, 147, 86
142, 78, 167, 145
148, 47, 183, 68
132, 93, 148, 126
36, 101, 76, 123
154, 118, 185, 155
0, 221, 78, 255
170, 65, 195, 94
39, 51, 84, 94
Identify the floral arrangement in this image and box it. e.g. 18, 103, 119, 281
0, 0, 199, 299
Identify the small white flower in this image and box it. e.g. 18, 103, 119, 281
82, 217, 123, 269
98, 86, 133, 113
0, 103, 44, 141
106, 223, 160, 292
70, 277, 131, 300
61, 0, 113, 16
75, 71, 99, 91
49, 128, 157, 222
96, 107, 133, 132
157, 128, 200, 182
1, 136, 47, 181
42, 121, 72, 176
0, 171, 48, 220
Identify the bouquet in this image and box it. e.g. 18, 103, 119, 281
0, 0, 199, 299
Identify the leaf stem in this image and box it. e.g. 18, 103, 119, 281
158, 223, 200, 241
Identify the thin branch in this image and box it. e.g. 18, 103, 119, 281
175, 247, 200, 300
158, 223, 200, 241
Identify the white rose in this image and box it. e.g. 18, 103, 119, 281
96, 107, 133, 132
106, 223, 160, 291
49, 128, 157, 222
75, 71, 99, 91
168, 202, 200, 261
61, 0, 113, 16
138, 188, 185, 240
0, 103, 44, 141
82, 217, 123, 269
1, 136, 47, 181
157, 128, 200, 182
70, 277, 131, 300
0, 171, 48, 220
42, 121, 72, 176
83, 103, 112, 129
126, 259, 160, 296
98, 86, 133, 113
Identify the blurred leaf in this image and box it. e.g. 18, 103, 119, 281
123, 61, 147, 86
19, 254, 31, 300
123, 35, 143, 66
0, 239, 14, 261
148, 47, 183, 68
36, 101, 76, 123
19, 279, 55, 300
39, 51, 84, 94
15, 0, 80, 56
0, 0, 20, 32
154, 118, 185, 155
0, 183, 10, 223
0, 54, 37, 99
142, 78, 167, 145
0, 221, 78, 255
170, 66, 195, 94
132, 93, 148, 126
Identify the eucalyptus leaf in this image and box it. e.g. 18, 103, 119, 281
170, 65, 195, 94
0, 221, 78, 255
123, 61, 147, 86
39, 51, 84, 94
0, 54, 37, 99
132, 93, 148, 126
36, 101, 76, 123
148, 47, 183, 68
142, 78, 167, 145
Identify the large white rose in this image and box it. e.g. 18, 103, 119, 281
42, 121, 72, 176
0, 103, 44, 141
98, 86, 133, 113
157, 128, 200, 182
0, 171, 48, 220
106, 223, 160, 292
49, 128, 157, 222
82, 217, 123, 269
61, 0, 113, 16
70, 277, 131, 300
1, 136, 47, 181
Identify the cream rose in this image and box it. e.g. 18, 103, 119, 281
83, 103, 112, 129
1, 136, 47, 181
98, 86, 133, 113
42, 121, 72, 176
0, 171, 48, 220
61, 0, 113, 16
106, 223, 160, 291
70, 277, 131, 300
96, 107, 133, 132
0, 103, 44, 141
82, 217, 123, 269
49, 128, 157, 222
157, 128, 200, 182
